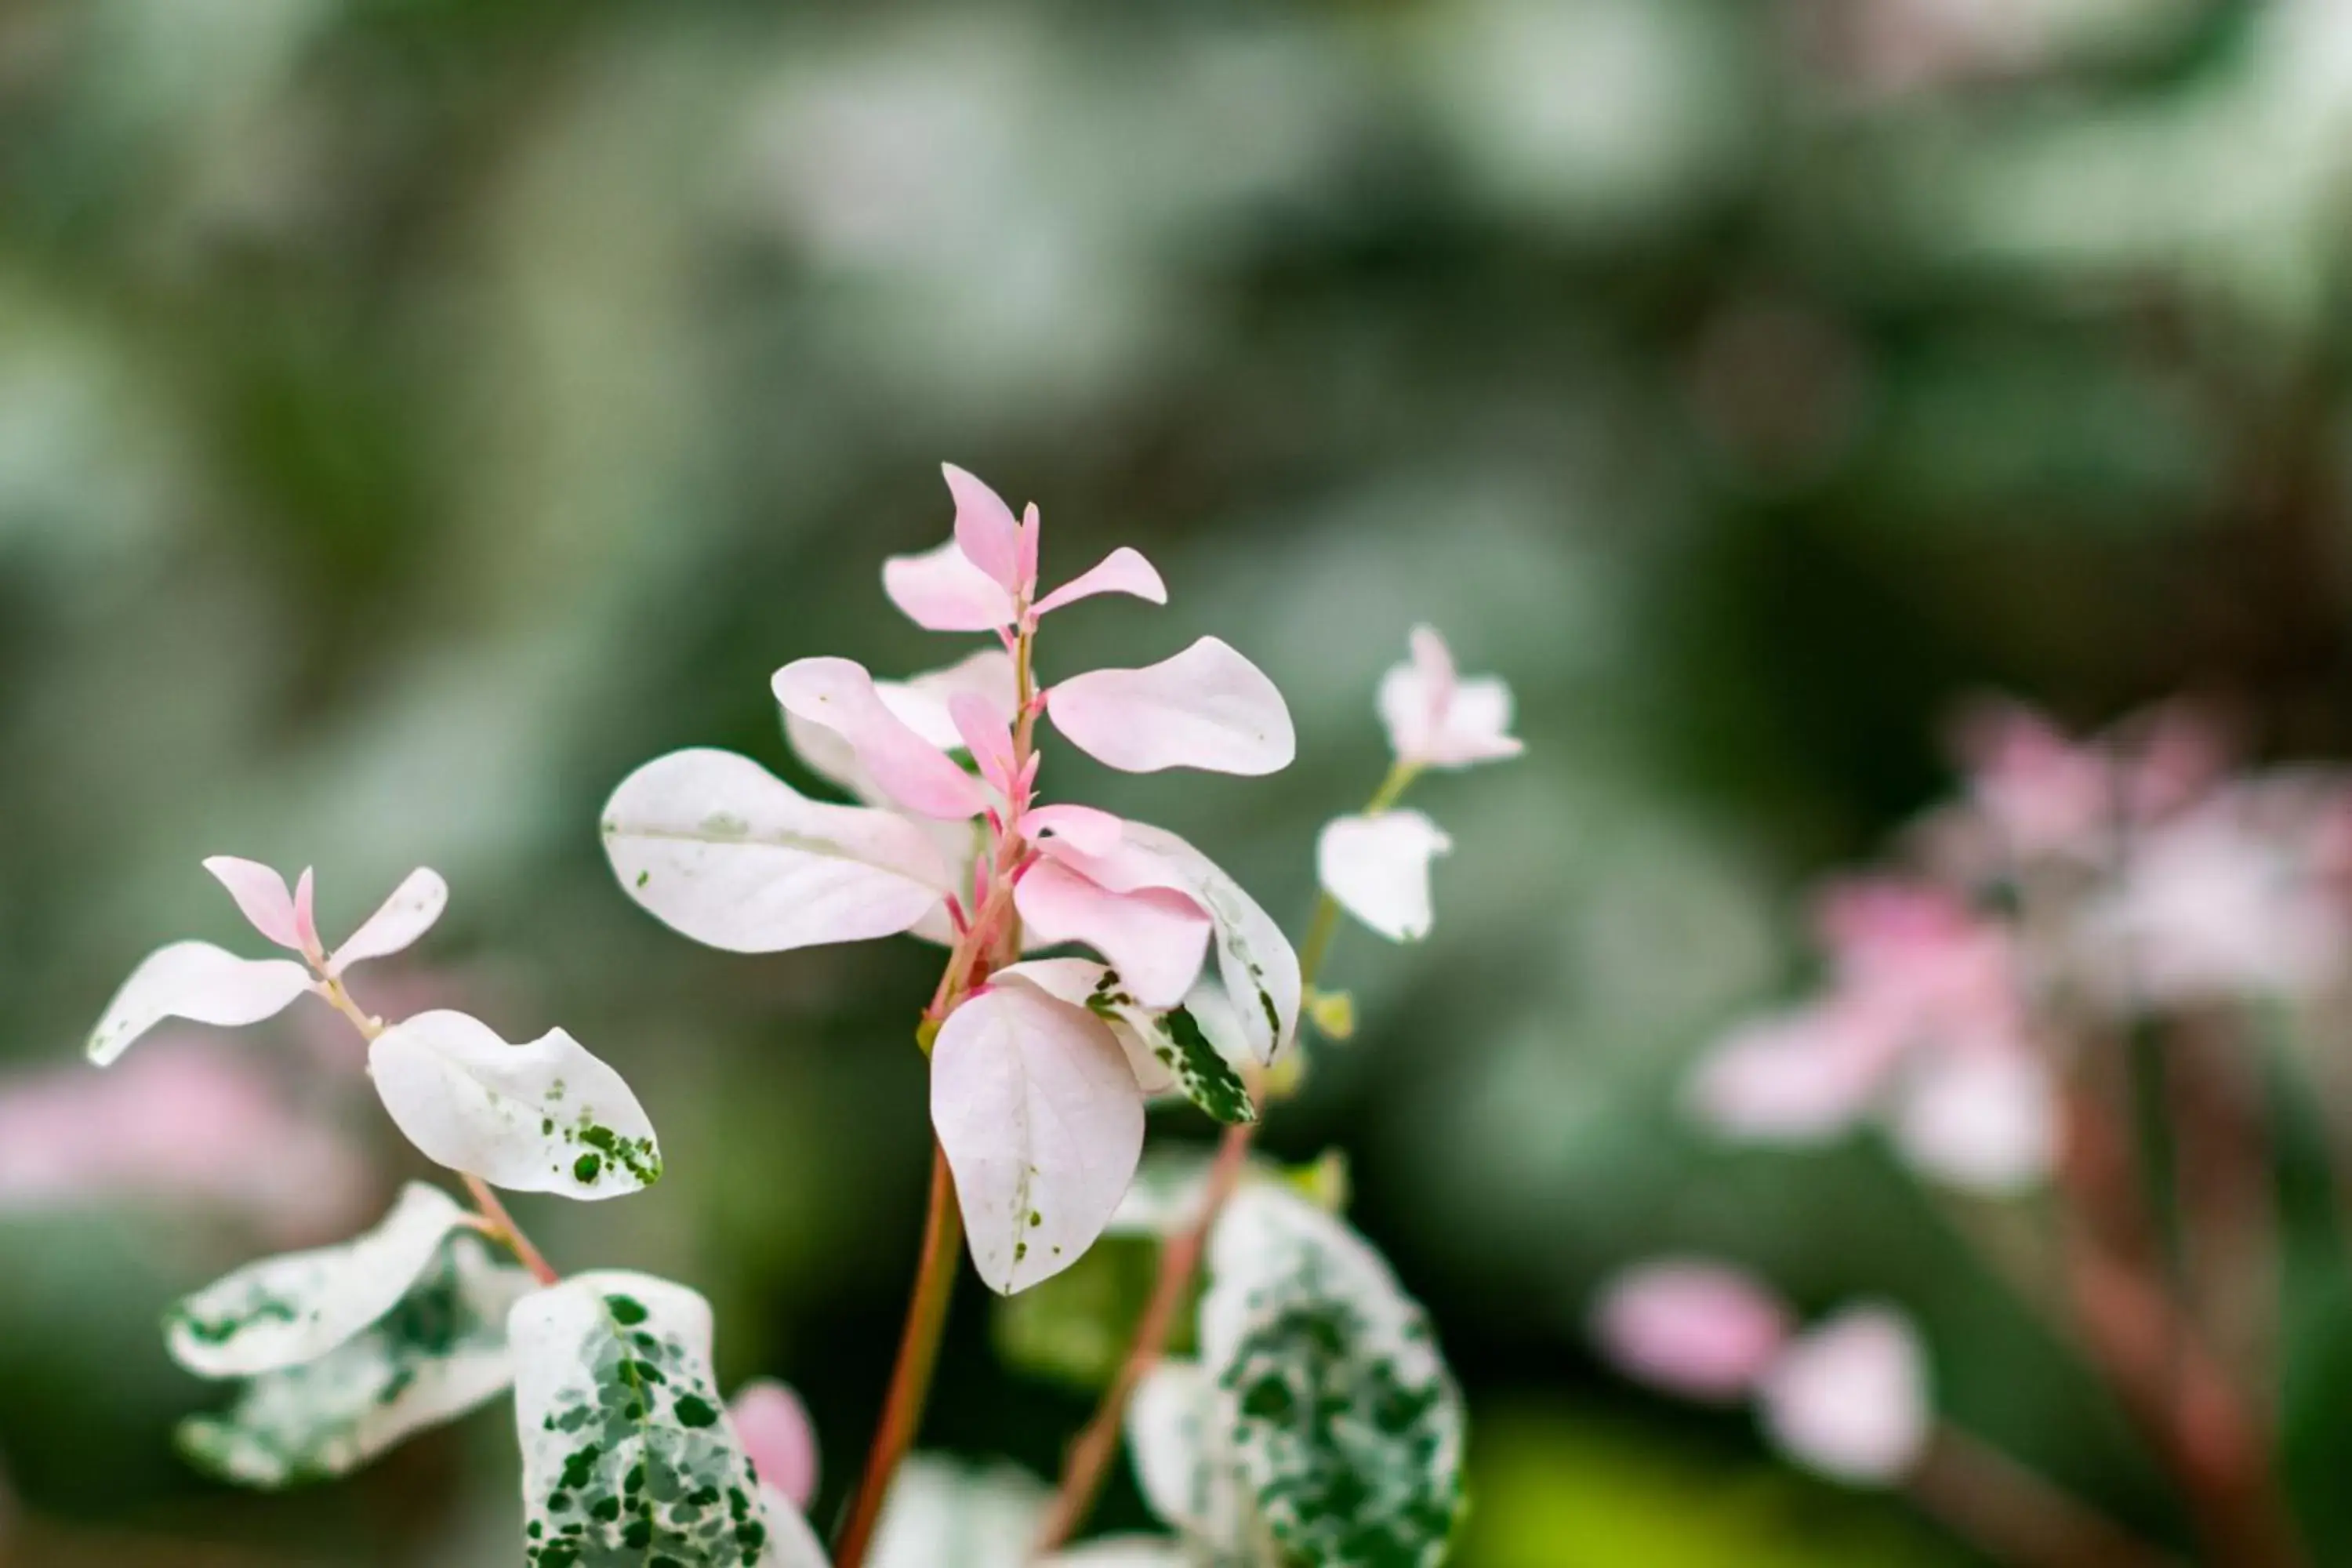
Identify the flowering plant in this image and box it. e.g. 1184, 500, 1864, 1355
82, 466, 1519, 1568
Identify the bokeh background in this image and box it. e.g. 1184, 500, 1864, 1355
5, 0, 2352, 1563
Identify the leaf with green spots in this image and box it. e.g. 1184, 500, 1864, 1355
994, 960, 1255, 1127
167, 1183, 468, 1379
368, 1010, 663, 1201
179, 1232, 537, 1487
1199, 1186, 1466, 1568
1126, 1359, 1265, 1566
510, 1271, 792, 1567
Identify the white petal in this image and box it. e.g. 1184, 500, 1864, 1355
603, 749, 953, 953
773, 658, 989, 821
510, 1272, 780, 1566
1316, 811, 1454, 942
326, 869, 449, 978
88, 942, 314, 1066
1889, 1050, 2057, 1194
1014, 859, 1213, 1011
945, 463, 1024, 590
1048, 637, 1295, 776
202, 857, 305, 950
1758, 1305, 1930, 1486
1034, 547, 1167, 615
368, 1011, 662, 1199
883, 539, 1018, 632
165, 1182, 466, 1378
1377, 626, 1522, 770
931, 985, 1145, 1294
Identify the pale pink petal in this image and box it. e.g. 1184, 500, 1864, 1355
1316, 811, 1454, 942
773, 657, 989, 821
1758, 1306, 1930, 1485
931, 983, 1146, 1294
1889, 1049, 2057, 1193
1592, 1260, 1791, 1403
202, 857, 304, 951
883, 539, 1018, 633
1015, 859, 1212, 1009
1048, 637, 1295, 776
1034, 547, 1168, 615
945, 463, 1025, 591
1376, 625, 1522, 770
949, 691, 1020, 800
729, 1379, 819, 1512
327, 869, 451, 978
1684, 1008, 1893, 1143
1018, 503, 1041, 589
292, 868, 321, 956
87, 942, 315, 1066
1020, 803, 1126, 858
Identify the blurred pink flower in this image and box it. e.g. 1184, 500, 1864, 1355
1592, 1260, 1791, 1403
1689, 877, 2056, 1191
730, 1378, 820, 1513
0, 1040, 370, 1242
1756, 1305, 1930, 1485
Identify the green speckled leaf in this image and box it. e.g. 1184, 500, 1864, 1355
180, 1232, 536, 1486
1086, 973, 1256, 1127
1126, 1359, 1264, 1566
510, 1270, 782, 1568
1199, 1186, 1465, 1568
369, 1010, 662, 1200
167, 1183, 468, 1379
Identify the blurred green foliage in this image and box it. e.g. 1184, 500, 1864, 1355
4, 0, 2352, 1563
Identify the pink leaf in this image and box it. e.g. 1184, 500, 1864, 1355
1020, 803, 1127, 858
1014, 858, 1212, 1010
1017, 502, 1041, 590
882, 539, 1018, 633
292, 868, 321, 956
728, 1379, 819, 1512
202, 858, 305, 952
1592, 1261, 1790, 1403
772, 657, 989, 821
1047, 637, 1295, 776
931, 984, 1145, 1294
328, 869, 451, 978
1758, 1306, 1930, 1485
949, 691, 1020, 800
945, 463, 1025, 592
1034, 547, 1167, 615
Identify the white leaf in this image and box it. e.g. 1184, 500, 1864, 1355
510, 1271, 786, 1566
1128, 1359, 1255, 1556
1118, 824, 1301, 1066
369, 1011, 662, 1200
1044, 1541, 1193, 1567
1756, 1305, 1929, 1486
1012, 859, 1213, 1010
1888, 1048, 2057, 1195
1316, 812, 1454, 943
996, 961, 1256, 1124
1048, 637, 1295, 776
327, 869, 450, 977
166, 1182, 467, 1379
1200, 1185, 1467, 1568
772, 657, 990, 821
603, 748, 953, 953
868, 1456, 1048, 1568
87, 942, 313, 1066
931, 984, 1145, 1294
179, 1233, 535, 1487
